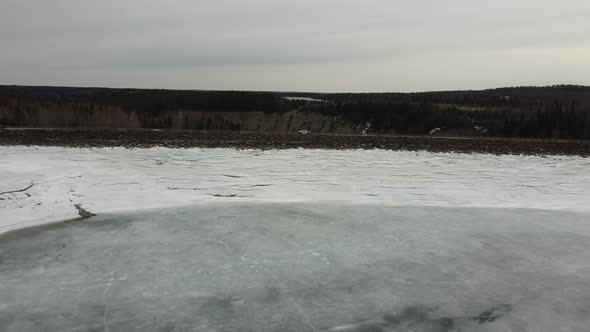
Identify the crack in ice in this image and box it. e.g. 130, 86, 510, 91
102, 282, 112, 332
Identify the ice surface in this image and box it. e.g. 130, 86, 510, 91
1, 146, 589, 234
2, 147, 590, 331
1, 205, 590, 331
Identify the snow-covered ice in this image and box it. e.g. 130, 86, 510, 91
2, 146, 590, 331
1, 146, 589, 234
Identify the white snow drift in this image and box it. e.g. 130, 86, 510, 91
1, 146, 589, 234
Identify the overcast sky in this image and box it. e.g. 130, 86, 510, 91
1, 0, 589, 92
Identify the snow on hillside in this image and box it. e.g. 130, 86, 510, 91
1, 146, 589, 234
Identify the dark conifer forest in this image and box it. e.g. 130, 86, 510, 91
1, 85, 589, 139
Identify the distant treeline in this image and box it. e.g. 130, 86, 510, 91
286, 85, 590, 107
1, 85, 589, 139
303, 99, 590, 139
0, 86, 286, 113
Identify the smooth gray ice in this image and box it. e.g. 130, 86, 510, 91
1, 204, 590, 331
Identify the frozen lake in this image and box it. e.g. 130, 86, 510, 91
2, 204, 590, 331
2, 147, 590, 234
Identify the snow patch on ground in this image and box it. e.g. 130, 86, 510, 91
1, 146, 589, 234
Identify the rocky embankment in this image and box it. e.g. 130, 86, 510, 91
1, 128, 589, 156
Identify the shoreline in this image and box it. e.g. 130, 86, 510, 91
1, 128, 589, 157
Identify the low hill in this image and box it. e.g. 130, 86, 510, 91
1, 85, 589, 139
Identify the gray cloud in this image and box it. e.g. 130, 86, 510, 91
1, 0, 589, 91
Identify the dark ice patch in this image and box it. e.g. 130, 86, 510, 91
326, 303, 511, 331
472, 304, 512, 324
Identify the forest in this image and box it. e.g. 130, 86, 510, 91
1, 85, 589, 139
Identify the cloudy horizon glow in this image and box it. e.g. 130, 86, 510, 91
1, 0, 590, 92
